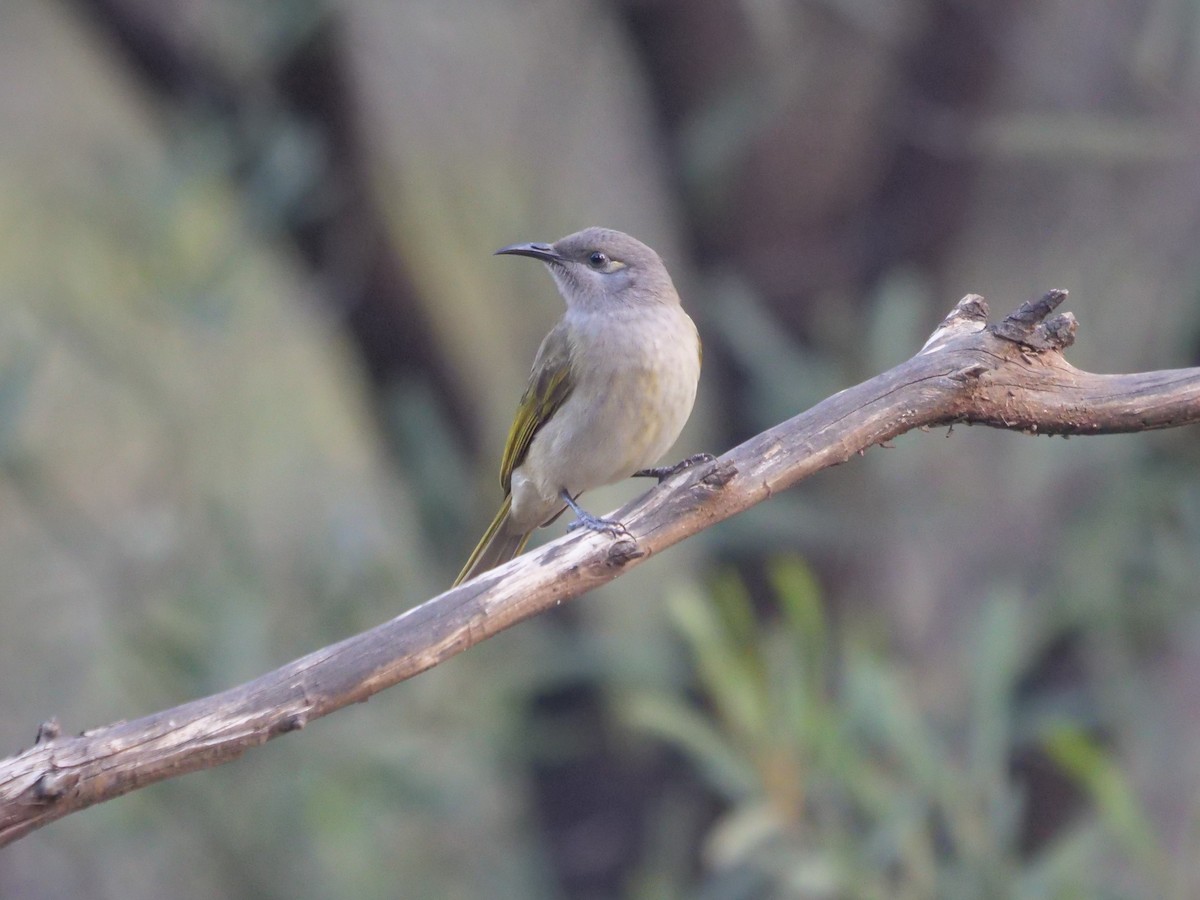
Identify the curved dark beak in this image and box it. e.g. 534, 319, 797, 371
494, 241, 562, 263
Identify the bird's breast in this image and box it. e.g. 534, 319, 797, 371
508, 303, 700, 531
560, 305, 699, 477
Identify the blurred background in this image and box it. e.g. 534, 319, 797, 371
2, 0, 1199, 897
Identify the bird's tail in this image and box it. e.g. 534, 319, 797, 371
453, 495, 532, 586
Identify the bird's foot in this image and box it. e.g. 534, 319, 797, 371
566, 510, 630, 536
561, 490, 630, 537
634, 452, 718, 484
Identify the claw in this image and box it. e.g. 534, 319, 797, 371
566, 511, 630, 536
560, 490, 630, 536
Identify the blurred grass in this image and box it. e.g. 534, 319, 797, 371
619, 560, 1186, 899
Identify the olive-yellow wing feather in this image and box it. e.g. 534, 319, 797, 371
452, 324, 574, 586
499, 322, 574, 493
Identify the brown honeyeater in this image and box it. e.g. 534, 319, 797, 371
454, 227, 702, 586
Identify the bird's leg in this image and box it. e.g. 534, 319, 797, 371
561, 490, 630, 536
633, 452, 717, 484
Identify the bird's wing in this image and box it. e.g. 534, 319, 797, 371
500, 321, 574, 493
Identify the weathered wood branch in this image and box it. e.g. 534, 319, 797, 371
3, 292, 1198, 845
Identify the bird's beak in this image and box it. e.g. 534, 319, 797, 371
494, 241, 563, 263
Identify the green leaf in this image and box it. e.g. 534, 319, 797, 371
1044, 725, 1165, 872
618, 692, 759, 801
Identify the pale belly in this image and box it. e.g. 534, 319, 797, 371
508, 307, 699, 532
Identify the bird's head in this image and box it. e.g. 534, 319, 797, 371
495, 227, 679, 312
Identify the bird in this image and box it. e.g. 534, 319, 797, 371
453, 227, 703, 586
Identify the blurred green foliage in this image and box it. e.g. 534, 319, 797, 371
622, 562, 1183, 899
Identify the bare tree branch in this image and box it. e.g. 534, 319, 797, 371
3, 292, 1198, 845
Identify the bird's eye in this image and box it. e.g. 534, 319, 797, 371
588, 251, 608, 269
